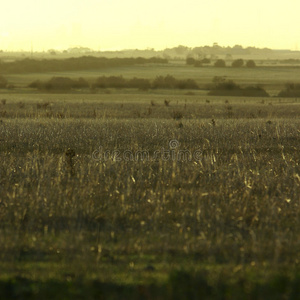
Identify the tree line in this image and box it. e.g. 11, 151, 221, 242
0, 56, 168, 74
187, 58, 256, 68
3, 73, 300, 97
28, 75, 199, 91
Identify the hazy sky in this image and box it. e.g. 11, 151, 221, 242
1, 0, 299, 51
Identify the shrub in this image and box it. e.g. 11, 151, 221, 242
232, 59, 244, 67
278, 82, 300, 97
28, 80, 43, 89
172, 110, 184, 120
186, 57, 196, 65
186, 57, 209, 67
152, 75, 199, 90
29, 75, 199, 91
152, 75, 177, 89
73, 77, 90, 89
45, 77, 75, 90
214, 59, 226, 67
28, 77, 90, 90
208, 78, 269, 97
246, 60, 256, 68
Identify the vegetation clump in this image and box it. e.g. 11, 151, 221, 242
214, 59, 226, 67
278, 82, 300, 97
186, 57, 211, 67
30, 75, 199, 91
246, 59, 256, 67
232, 59, 244, 67
152, 75, 198, 89
0, 56, 168, 74
29, 77, 89, 91
208, 77, 269, 97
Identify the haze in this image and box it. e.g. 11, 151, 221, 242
1, 0, 299, 51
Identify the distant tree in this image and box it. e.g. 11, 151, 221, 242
214, 59, 226, 67
186, 57, 196, 65
278, 82, 300, 97
246, 60, 256, 68
209, 77, 269, 97
232, 59, 244, 67
174, 45, 190, 55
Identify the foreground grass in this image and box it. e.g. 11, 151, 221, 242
1, 264, 300, 299
0, 96, 299, 298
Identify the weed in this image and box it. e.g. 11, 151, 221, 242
164, 99, 171, 106
172, 110, 184, 120
65, 148, 76, 176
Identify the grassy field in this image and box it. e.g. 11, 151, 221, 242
5, 62, 300, 96
0, 87, 300, 299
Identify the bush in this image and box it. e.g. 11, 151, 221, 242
28, 80, 43, 89
232, 59, 244, 67
152, 75, 177, 89
29, 75, 199, 91
152, 75, 198, 89
246, 60, 256, 68
278, 82, 300, 97
28, 77, 90, 90
186, 57, 196, 65
45, 77, 75, 90
186, 57, 209, 67
214, 59, 226, 67
97, 76, 126, 89
208, 78, 269, 97
73, 77, 90, 89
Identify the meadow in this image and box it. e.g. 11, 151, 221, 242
4, 61, 300, 96
0, 61, 300, 298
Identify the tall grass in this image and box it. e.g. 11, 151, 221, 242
0, 98, 299, 298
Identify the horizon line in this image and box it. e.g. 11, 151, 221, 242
1, 43, 299, 53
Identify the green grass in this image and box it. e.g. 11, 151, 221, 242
5, 63, 300, 96
0, 92, 300, 298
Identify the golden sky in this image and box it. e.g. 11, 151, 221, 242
1, 0, 299, 51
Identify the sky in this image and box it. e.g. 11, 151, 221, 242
0, 0, 299, 51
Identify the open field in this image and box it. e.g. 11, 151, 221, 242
0, 90, 300, 298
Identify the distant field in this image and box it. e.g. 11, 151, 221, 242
4, 63, 300, 96
0, 92, 299, 120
